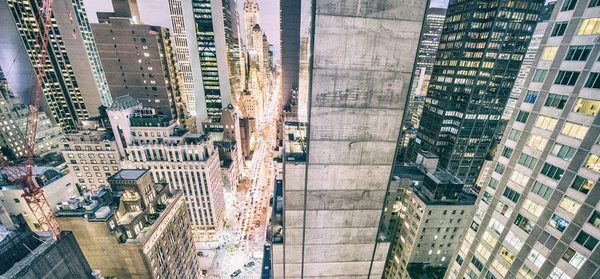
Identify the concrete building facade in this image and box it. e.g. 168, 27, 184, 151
272, 1, 427, 278
57, 169, 200, 279
448, 1, 600, 279
92, 2, 186, 122
0, 0, 112, 132
61, 127, 121, 194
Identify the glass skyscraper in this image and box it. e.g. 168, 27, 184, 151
408, 0, 543, 188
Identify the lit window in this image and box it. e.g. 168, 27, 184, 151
505, 231, 524, 250
519, 265, 535, 279
542, 47, 558, 60
534, 115, 558, 130
561, 121, 589, 139
476, 244, 491, 260
498, 246, 515, 264
572, 97, 600, 115
482, 231, 498, 247
526, 135, 548, 151
590, 211, 600, 228
576, 18, 600, 35
491, 259, 508, 276
559, 196, 581, 215
523, 199, 544, 217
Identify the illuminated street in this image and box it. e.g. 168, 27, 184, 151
204, 78, 280, 278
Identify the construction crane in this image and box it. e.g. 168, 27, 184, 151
0, 0, 61, 239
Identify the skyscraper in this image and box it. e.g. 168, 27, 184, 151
407, 0, 544, 188
398, 7, 446, 162
0, 0, 112, 132
243, 0, 260, 48
448, 1, 600, 279
92, 0, 186, 122
279, 0, 301, 108
169, 0, 237, 126
272, 1, 427, 278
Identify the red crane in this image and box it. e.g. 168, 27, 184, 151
0, 0, 61, 239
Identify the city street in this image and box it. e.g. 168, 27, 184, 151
204, 78, 280, 278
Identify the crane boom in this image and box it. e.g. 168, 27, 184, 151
0, 0, 62, 239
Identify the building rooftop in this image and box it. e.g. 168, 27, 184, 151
110, 169, 149, 181
414, 186, 477, 206
109, 95, 139, 110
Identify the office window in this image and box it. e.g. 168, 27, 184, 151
519, 265, 535, 279
528, 249, 546, 268
562, 247, 586, 268
559, 196, 582, 215
575, 231, 599, 250
550, 267, 572, 279
554, 71, 580, 85
535, 115, 559, 131
524, 90, 539, 104
514, 213, 534, 233
541, 163, 565, 180
505, 231, 525, 250
549, 214, 570, 232
561, 122, 589, 139
503, 186, 522, 203
508, 128, 522, 141
498, 246, 515, 264
518, 153, 538, 169
501, 147, 514, 158
584, 154, 600, 172
591, 0, 600, 7
510, 171, 529, 187
585, 72, 600, 88
523, 199, 544, 217
565, 45, 593, 61
570, 175, 594, 194
476, 244, 491, 260
545, 93, 569, 109
516, 110, 530, 123
551, 143, 577, 161
551, 21, 569, 36
573, 97, 600, 115
590, 211, 600, 228
562, 0, 578, 10
542, 47, 558, 60
526, 134, 548, 151
471, 256, 484, 271
531, 181, 554, 200
532, 69, 548, 82
494, 162, 506, 175
491, 259, 508, 276
489, 218, 505, 235
577, 18, 600, 35
489, 178, 499, 190
482, 231, 498, 247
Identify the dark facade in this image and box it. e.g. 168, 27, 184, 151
1, 230, 93, 279
279, 0, 301, 107
408, 0, 544, 187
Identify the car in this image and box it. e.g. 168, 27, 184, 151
244, 261, 255, 267
231, 269, 242, 277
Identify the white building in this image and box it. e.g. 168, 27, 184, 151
107, 95, 226, 242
